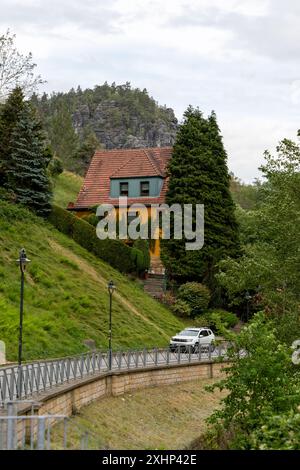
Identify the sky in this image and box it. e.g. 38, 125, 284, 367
1, 0, 300, 182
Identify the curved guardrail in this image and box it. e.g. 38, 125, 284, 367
0, 343, 228, 403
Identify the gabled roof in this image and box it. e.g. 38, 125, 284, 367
71, 147, 172, 209
111, 149, 163, 178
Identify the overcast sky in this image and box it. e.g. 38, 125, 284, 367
1, 0, 300, 182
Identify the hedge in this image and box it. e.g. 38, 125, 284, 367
48, 205, 139, 274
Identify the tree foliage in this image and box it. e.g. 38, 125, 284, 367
6, 102, 52, 215
0, 86, 25, 184
47, 102, 80, 169
161, 106, 240, 293
0, 30, 44, 100
217, 138, 300, 320
205, 313, 300, 449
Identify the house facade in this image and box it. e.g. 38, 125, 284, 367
68, 147, 172, 273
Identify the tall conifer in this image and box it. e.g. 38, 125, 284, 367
7, 103, 52, 215
161, 106, 240, 292
0, 86, 25, 185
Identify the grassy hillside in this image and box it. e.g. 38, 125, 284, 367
52, 171, 83, 209
0, 201, 184, 361
52, 379, 225, 449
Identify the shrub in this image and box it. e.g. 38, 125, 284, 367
130, 247, 146, 275
48, 205, 136, 273
49, 204, 75, 235
0, 188, 15, 203
177, 282, 211, 316
133, 239, 150, 271
161, 291, 176, 307
249, 410, 300, 450
198, 309, 238, 331
48, 157, 63, 177
81, 213, 99, 227
205, 312, 300, 449
172, 299, 192, 318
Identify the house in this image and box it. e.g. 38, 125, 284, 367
68, 147, 173, 279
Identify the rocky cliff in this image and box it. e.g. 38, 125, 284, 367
72, 100, 178, 149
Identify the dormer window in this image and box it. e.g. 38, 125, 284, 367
140, 181, 150, 197
120, 182, 129, 196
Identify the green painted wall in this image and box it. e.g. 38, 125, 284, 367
110, 177, 163, 198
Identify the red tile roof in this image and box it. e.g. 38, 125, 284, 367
71, 147, 172, 209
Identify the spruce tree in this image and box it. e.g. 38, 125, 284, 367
7, 103, 52, 216
0, 87, 25, 185
161, 106, 240, 292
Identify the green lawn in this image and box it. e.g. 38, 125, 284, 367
0, 201, 184, 361
52, 171, 83, 209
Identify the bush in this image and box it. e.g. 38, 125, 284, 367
205, 312, 300, 449
198, 309, 238, 331
130, 247, 146, 275
0, 188, 15, 203
161, 291, 176, 307
81, 213, 99, 227
133, 239, 150, 271
48, 205, 136, 273
249, 410, 300, 450
48, 157, 63, 177
49, 204, 75, 235
177, 282, 211, 316
172, 299, 192, 318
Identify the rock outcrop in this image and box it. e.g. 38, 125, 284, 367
72, 100, 178, 149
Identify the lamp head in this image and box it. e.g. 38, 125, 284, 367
107, 280, 116, 295
17, 248, 31, 273
245, 291, 252, 301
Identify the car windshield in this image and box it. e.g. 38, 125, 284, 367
178, 330, 198, 337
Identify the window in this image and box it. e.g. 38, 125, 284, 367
120, 182, 128, 196
140, 181, 150, 197
199, 330, 208, 337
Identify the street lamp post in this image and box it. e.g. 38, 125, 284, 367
107, 280, 116, 370
245, 291, 252, 323
16, 248, 30, 398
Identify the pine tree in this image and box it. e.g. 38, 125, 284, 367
47, 102, 79, 170
7, 104, 52, 215
74, 125, 102, 174
161, 106, 240, 293
0, 87, 25, 185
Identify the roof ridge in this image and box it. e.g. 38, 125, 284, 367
142, 149, 163, 176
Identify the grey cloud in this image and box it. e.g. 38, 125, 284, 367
167, 1, 300, 62
0, 0, 121, 34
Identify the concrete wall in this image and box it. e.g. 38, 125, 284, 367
21, 361, 227, 418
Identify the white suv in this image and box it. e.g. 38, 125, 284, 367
169, 327, 215, 353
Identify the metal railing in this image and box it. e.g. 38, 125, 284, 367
0, 343, 228, 403
0, 401, 102, 450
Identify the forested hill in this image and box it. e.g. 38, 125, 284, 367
32, 82, 178, 174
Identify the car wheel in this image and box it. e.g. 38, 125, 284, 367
193, 344, 199, 354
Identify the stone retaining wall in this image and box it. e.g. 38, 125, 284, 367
20, 361, 227, 418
